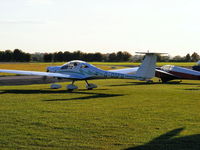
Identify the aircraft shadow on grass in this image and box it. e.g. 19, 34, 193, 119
125, 128, 200, 150
0, 89, 124, 101
108, 81, 200, 87
44, 92, 124, 101
184, 88, 200, 91
107, 82, 162, 87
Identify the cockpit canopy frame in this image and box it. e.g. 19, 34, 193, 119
61, 60, 90, 70
161, 65, 174, 71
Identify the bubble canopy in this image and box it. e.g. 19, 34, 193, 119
61, 60, 97, 69
161, 65, 174, 71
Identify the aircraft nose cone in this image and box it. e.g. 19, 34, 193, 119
46, 67, 51, 72
47, 67, 55, 72
46, 66, 61, 72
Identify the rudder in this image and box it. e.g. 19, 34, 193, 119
135, 53, 157, 80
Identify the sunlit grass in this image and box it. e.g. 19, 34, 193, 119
0, 78, 200, 149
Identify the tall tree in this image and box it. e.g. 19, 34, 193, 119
116, 51, 123, 61
191, 52, 200, 62
93, 52, 103, 62
108, 53, 117, 62
13, 49, 23, 61
185, 53, 191, 62
43, 53, 53, 62
63, 51, 72, 61
4, 50, 13, 62
122, 51, 131, 61
171, 55, 185, 62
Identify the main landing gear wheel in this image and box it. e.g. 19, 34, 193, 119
146, 80, 153, 84
66, 80, 78, 91
50, 84, 62, 89
85, 80, 97, 90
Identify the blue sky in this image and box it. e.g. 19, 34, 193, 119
0, 0, 200, 56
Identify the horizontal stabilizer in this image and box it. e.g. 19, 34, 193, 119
136, 52, 168, 55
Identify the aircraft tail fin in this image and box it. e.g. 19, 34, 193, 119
135, 53, 158, 80
197, 60, 200, 66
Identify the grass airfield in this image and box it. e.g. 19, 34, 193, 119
0, 62, 200, 149
0, 78, 200, 149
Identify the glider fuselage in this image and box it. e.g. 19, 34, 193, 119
47, 60, 145, 80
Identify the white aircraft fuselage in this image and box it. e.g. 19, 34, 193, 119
47, 60, 145, 81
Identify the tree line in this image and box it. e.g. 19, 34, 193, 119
43, 51, 132, 62
0, 49, 31, 62
0, 49, 199, 62
156, 52, 200, 62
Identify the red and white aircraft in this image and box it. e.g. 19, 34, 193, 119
192, 61, 200, 71
156, 65, 200, 82
111, 61, 200, 83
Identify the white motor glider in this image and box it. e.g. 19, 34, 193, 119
0, 53, 158, 91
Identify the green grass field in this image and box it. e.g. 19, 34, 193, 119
0, 78, 200, 149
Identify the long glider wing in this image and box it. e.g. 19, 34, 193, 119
0, 69, 85, 79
